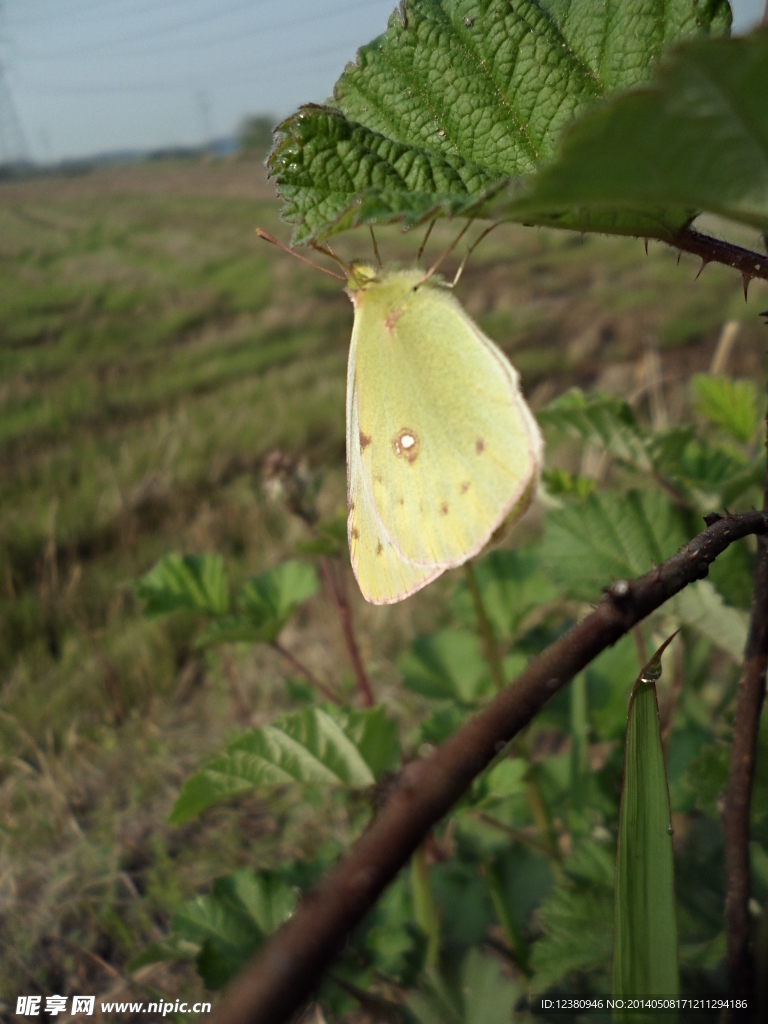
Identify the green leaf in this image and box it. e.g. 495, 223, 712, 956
670, 580, 748, 662
647, 426, 752, 509
692, 374, 760, 444
684, 742, 729, 817
613, 647, 679, 1002
452, 549, 558, 643
530, 884, 614, 991
169, 707, 375, 823
171, 869, 296, 989
269, 0, 729, 242
542, 489, 689, 601
406, 948, 518, 1024
506, 30, 768, 236
538, 389, 650, 471
238, 559, 319, 641
542, 468, 595, 498
331, 705, 401, 777
399, 630, 491, 705
135, 553, 229, 617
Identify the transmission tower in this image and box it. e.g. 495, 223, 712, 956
0, 3, 29, 165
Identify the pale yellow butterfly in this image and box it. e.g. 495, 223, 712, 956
345, 264, 543, 605
255, 228, 543, 606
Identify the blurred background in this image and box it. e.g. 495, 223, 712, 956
0, 0, 764, 167
1, 0, 768, 1016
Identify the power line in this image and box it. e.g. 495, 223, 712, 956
17, 0, 388, 60
18, 37, 363, 95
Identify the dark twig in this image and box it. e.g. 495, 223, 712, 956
672, 227, 768, 294
211, 510, 768, 1024
724, 422, 768, 1015
318, 556, 375, 706
270, 641, 342, 705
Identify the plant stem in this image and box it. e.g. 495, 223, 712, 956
673, 227, 768, 289
318, 556, 375, 706
724, 421, 768, 1015
210, 510, 768, 1024
464, 560, 505, 692
271, 641, 341, 705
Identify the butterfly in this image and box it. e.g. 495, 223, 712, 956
345, 264, 543, 604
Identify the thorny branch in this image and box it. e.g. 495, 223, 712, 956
211, 509, 768, 1024
724, 414, 768, 1017
672, 227, 768, 296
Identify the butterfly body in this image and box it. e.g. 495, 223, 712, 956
346, 266, 543, 604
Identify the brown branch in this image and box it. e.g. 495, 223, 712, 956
724, 422, 768, 1014
211, 510, 768, 1024
318, 556, 375, 706
673, 226, 768, 293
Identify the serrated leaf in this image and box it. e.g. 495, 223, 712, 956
647, 426, 752, 508
542, 489, 689, 601
613, 646, 679, 1002
269, 0, 729, 242
530, 878, 614, 991
506, 30, 768, 236
135, 553, 229, 617
336, 705, 401, 777
452, 549, 558, 643
238, 559, 319, 641
399, 630, 491, 705
171, 869, 297, 990
538, 389, 650, 470
670, 579, 748, 662
693, 374, 760, 444
406, 948, 518, 1024
169, 707, 375, 823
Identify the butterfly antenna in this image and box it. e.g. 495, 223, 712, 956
310, 240, 354, 277
369, 227, 383, 268
450, 223, 499, 288
415, 220, 473, 288
417, 218, 436, 263
256, 228, 346, 281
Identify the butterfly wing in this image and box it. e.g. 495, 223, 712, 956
352, 271, 542, 569
346, 318, 443, 604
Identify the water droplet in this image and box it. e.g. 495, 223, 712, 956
464, 16, 474, 26
667, 825, 675, 836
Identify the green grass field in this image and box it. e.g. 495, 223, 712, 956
0, 156, 766, 1013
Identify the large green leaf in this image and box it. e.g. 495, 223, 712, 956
406, 947, 519, 1024
399, 630, 492, 705
670, 579, 748, 662
538, 389, 650, 471
171, 870, 297, 989
506, 30, 768, 235
613, 642, 679, 1004
169, 707, 377, 823
542, 489, 689, 601
269, 0, 729, 242
692, 374, 760, 444
135, 553, 229, 617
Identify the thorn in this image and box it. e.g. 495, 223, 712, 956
742, 273, 753, 301
644, 238, 648, 255
760, 308, 768, 325
695, 258, 709, 280
677, 251, 681, 265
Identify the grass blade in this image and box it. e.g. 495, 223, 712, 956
613, 633, 679, 1015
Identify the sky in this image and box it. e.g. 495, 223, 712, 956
0, 0, 765, 163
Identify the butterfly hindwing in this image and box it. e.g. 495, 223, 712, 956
351, 271, 542, 570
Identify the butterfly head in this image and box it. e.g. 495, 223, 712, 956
346, 263, 380, 294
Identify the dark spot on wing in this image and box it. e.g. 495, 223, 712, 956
393, 428, 420, 462
440, 502, 449, 516
351, 528, 360, 540
460, 481, 470, 494
349, 499, 356, 511
476, 438, 485, 454
376, 541, 383, 556
360, 431, 372, 451
398, 497, 405, 506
